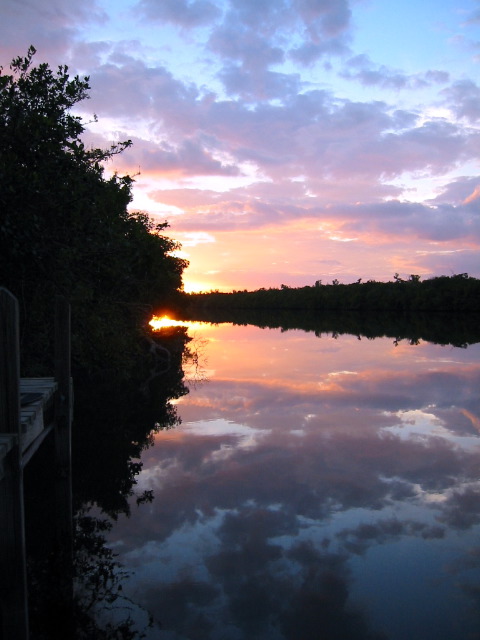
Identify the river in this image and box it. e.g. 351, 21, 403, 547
97, 321, 480, 639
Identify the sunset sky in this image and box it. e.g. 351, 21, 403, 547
1, 0, 479, 291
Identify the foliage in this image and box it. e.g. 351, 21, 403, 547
179, 306, 480, 348
72, 510, 154, 639
180, 275, 480, 347
24, 326, 190, 638
0, 47, 187, 375
72, 327, 190, 517
183, 274, 480, 314
27, 507, 155, 639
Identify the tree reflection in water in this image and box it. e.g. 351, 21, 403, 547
99, 313, 480, 640
24, 326, 192, 638
23, 314, 480, 638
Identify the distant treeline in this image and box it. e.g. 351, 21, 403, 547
184, 274, 480, 314
178, 274, 480, 347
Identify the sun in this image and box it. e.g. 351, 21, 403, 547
183, 279, 222, 293
149, 315, 208, 331
149, 315, 187, 330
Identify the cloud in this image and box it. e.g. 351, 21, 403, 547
153, 184, 480, 246
438, 487, 480, 530
465, 4, 480, 25
336, 519, 445, 555
206, 0, 352, 97
105, 375, 480, 636
1, 0, 479, 284
114, 136, 241, 177
441, 79, 480, 123
340, 54, 450, 90
429, 175, 480, 205
134, 0, 221, 28
0, 0, 106, 65
40, 49, 477, 232
463, 185, 480, 205
340, 199, 480, 243
86, 56, 200, 127
99, 330, 480, 638
208, 21, 285, 68
217, 65, 301, 101
293, 0, 352, 38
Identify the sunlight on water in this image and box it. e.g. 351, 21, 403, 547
149, 315, 207, 331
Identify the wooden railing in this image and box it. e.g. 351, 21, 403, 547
0, 288, 73, 639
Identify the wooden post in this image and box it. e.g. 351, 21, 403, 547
0, 288, 29, 639
54, 295, 74, 633
54, 295, 72, 544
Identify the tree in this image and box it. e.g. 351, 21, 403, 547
0, 47, 188, 375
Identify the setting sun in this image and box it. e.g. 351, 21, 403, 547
149, 315, 209, 331
149, 316, 188, 330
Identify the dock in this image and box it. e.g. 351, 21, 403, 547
0, 378, 57, 479
0, 288, 73, 640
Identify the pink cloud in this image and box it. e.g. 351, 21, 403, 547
114, 136, 241, 177
1, 0, 479, 285
0, 0, 105, 66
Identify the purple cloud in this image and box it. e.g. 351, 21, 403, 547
135, 0, 221, 28
341, 54, 450, 90
120, 136, 241, 177
0, 0, 105, 66
441, 79, 480, 123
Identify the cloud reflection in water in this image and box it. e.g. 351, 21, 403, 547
107, 324, 480, 639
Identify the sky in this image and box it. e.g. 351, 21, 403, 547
1, 0, 479, 292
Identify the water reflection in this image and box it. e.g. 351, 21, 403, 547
105, 324, 480, 639
149, 315, 209, 332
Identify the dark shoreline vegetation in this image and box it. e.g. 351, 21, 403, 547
2, 49, 479, 638
0, 47, 189, 381
178, 274, 480, 347
179, 306, 480, 349
183, 273, 480, 315
1, 48, 191, 638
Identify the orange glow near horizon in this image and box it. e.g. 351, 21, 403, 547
183, 279, 227, 293
168, 219, 438, 294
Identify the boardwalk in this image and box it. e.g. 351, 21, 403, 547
0, 378, 58, 480
0, 288, 73, 640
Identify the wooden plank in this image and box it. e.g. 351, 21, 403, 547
21, 424, 54, 468
17, 379, 58, 455
54, 296, 74, 633
0, 288, 29, 640
54, 298, 73, 537
0, 288, 21, 437
20, 377, 57, 391
0, 435, 16, 481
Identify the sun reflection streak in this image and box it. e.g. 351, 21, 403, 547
149, 315, 207, 331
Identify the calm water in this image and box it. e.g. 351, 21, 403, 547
103, 322, 480, 639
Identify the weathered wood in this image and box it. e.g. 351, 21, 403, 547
0, 288, 21, 437
54, 295, 74, 633
0, 288, 29, 640
54, 296, 72, 542
0, 291, 74, 637
19, 378, 57, 461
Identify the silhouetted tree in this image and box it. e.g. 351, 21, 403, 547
0, 47, 188, 375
